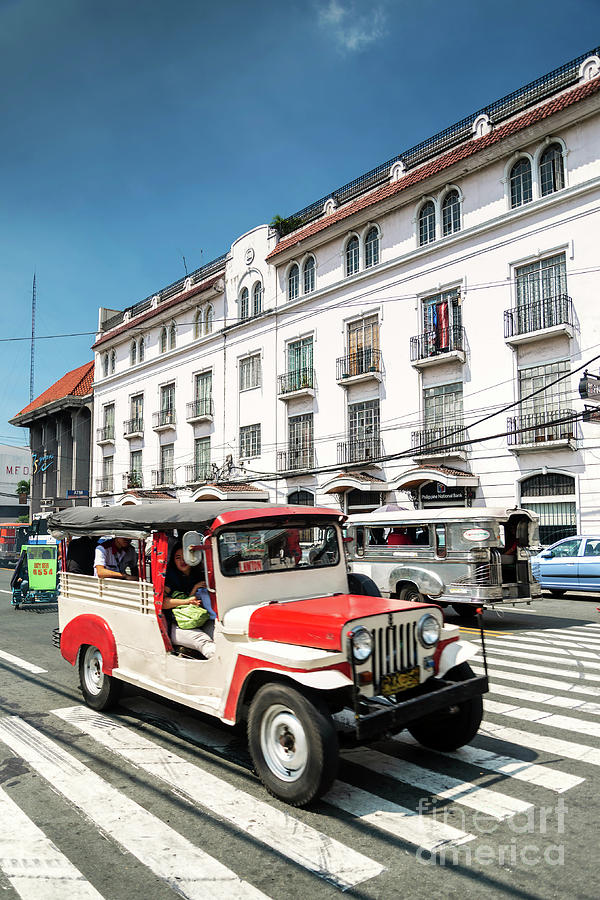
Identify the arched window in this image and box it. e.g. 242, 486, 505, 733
110, 349, 116, 373
287, 264, 299, 301
130, 341, 137, 366
520, 472, 576, 545
345, 236, 359, 276
102, 353, 109, 378
510, 158, 532, 208
252, 282, 262, 316
303, 256, 316, 293
159, 327, 167, 354
138, 337, 144, 362
441, 190, 461, 236
240, 287, 249, 320
364, 227, 380, 268
205, 305, 213, 334
418, 201, 436, 246
194, 310, 202, 339
169, 323, 176, 350
288, 489, 314, 506
540, 143, 565, 196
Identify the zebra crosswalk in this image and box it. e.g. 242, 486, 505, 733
0, 620, 599, 897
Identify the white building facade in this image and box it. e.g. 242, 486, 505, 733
92, 50, 600, 544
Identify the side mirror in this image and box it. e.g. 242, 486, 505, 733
540, 550, 553, 559
183, 531, 204, 567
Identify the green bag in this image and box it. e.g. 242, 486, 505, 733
171, 592, 210, 629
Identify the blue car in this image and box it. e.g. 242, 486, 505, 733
531, 535, 600, 596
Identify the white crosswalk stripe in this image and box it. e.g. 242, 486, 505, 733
480, 644, 600, 670
486, 682, 600, 715
483, 636, 600, 659
477, 719, 600, 766
51, 706, 385, 887
523, 630, 600, 647
479, 653, 600, 682
0, 716, 272, 900
485, 698, 600, 738
471, 663, 600, 696
0, 786, 105, 900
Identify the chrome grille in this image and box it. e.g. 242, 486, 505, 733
371, 621, 418, 688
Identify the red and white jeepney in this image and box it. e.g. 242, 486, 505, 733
49, 501, 488, 807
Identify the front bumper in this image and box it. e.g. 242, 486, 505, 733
353, 674, 488, 741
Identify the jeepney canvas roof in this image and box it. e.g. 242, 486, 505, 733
48, 501, 341, 539
346, 506, 538, 526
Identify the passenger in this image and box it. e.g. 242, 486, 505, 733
163, 542, 216, 659
387, 527, 412, 546
94, 536, 139, 580
370, 527, 386, 545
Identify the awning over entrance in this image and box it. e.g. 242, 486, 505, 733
118, 490, 176, 506
388, 465, 479, 492
190, 483, 269, 502
321, 472, 389, 494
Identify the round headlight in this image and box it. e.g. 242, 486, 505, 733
351, 627, 373, 662
417, 614, 441, 648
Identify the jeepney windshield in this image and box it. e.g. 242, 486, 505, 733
217, 521, 340, 576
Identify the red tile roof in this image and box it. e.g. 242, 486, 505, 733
93, 272, 224, 349
267, 75, 600, 260
13, 361, 94, 420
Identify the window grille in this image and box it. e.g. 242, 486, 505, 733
418, 201, 435, 246
129, 450, 142, 488
518, 359, 570, 417
441, 190, 460, 236
240, 423, 261, 458
288, 489, 314, 506
510, 158, 532, 208
540, 143, 565, 196
239, 354, 261, 391
345, 237, 359, 276
193, 437, 211, 479
424, 382, 463, 427
521, 472, 575, 497
194, 371, 212, 401
365, 227, 380, 268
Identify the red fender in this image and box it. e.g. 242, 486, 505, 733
60, 614, 118, 673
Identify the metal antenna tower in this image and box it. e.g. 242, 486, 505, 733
29, 273, 36, 403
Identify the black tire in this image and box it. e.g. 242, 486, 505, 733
452, 603, 479, 620
550, 590, 566, 598
248, 683, 339, 807
78, 645, 122, 711
348, 572, 381, 597
407, 662, 483, 751
398, 584, 425, 604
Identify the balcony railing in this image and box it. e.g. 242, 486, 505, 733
277, 447, 315, 471
278, 368, 315, 395
123, 418, 144, 437
336, 348, 382, 380
507, 409, 577, 446
185, 463, 212, 484
411, 424, 468, 455
410, 326, 465, 362
152, 467, 175, 487
186, 398, 214, 420
123, 471, 143, 489
96, 425, 115, 443
152, 408, 176, 429
337, 437, 382, 464
504, 294, 574, 338
96, 476, 114, 493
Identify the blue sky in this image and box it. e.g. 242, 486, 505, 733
1, 0, 600, 446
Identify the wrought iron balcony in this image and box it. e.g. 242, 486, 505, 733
337, 437, 382, 464
185, 463, 212, 484
123, 418, 144, 438
504, 294, 574, 339
278, 368, 315, 396
507, 409, 577, 447
410, 326, 465, 363
152, 467, 175, 487
123, 471, 143, 489
277, 447, 315, 472
411, 424, 468, 456
152, 408, 176, 430
96, 425, 115, 443
336, 349, 382, 381
186, 398, 214, 421
96, 476, 114, 494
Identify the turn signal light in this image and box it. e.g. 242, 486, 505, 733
358, 672, 373, 685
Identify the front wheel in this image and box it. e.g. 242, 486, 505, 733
78, 645, 122, 711
407, 662, 483, 751
248, 683, 338, 807
398, 584, 425, 604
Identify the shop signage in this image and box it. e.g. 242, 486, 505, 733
66, 489, 89, 498
420, 482, 467, 503
579, 372, 600, 403
583, 406, 600, 423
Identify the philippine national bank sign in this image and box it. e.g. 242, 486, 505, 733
0, 443, 32, 508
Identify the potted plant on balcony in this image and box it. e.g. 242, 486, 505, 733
16, 479, 29, 504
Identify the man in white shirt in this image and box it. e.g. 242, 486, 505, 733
94, 537, 138, 580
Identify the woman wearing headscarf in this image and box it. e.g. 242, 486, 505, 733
162, 542, 216, 658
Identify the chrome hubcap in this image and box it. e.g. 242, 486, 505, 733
260, 704, 308, 782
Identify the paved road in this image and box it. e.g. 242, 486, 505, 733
0, 566, 599, 900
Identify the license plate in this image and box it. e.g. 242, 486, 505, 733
380, 666, 420, 696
